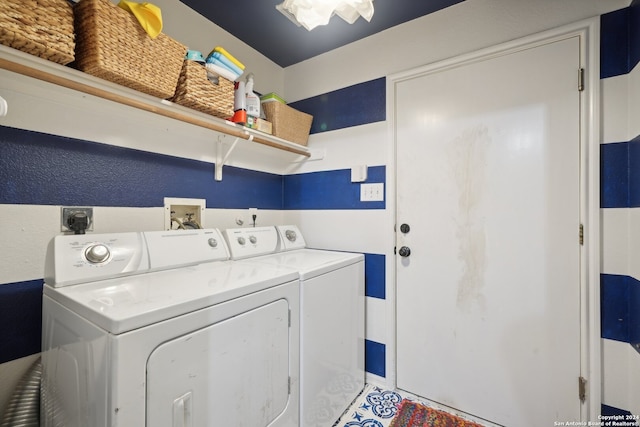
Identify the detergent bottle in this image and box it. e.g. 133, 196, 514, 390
231, 80, 247, 124
245, 74, 261, 118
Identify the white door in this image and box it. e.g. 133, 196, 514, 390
395, 35, 582, 426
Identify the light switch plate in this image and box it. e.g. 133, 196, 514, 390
360, 183, 384, 201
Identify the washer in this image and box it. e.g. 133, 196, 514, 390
223, 225, 365, 427
41, 229, 300, 427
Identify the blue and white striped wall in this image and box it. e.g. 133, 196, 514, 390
600, 0, 640, 417
285, 0, 640, 411
286, 78, 389, 379
0, 76, 390, 384
1, 0, 638, 417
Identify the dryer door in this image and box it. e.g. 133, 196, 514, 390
146, 299, 291, 427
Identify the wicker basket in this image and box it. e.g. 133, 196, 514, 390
0, 0, 75, 65
73, 0, 187, 99
171, 60, 234, 119
262, 102, 313, 146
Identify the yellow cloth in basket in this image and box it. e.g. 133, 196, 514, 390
118, 0, 163, 39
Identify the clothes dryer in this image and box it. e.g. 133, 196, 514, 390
41, 228, 300, 427
223, 225, 365, 427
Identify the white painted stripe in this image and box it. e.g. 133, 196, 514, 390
366, 296, 388, 344
601, 208, 630, 276
630, 208, 640, 281
601, 74, 630, 143
281, 209, 393, 254
284, 122, 389, 175
602, 338, 640, 415
365, 372, 388, 387
0, 205, 286, 285
629, 61, 640, 140
602, 208, 640, 281
0, 70, 297, 176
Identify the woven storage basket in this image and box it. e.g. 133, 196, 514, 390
73, 0, 187, 99
171, 60, 234, 119
0, 0, 75, 65
262, 102, 313, 146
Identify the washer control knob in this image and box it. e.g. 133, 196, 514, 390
237, 237, 246, 245
400, 223, 410, 233
285, 229, 297, 242
398, 246, 411, 258
85, 244, 110, 263
249, 235, 257, 244
208, 238, 218, 248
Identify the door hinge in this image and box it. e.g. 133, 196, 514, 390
579, 224, 584, 245
578, 68, 585, 92
579, 376, 587, 403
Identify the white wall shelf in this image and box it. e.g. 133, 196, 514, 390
0, 45, 310, 176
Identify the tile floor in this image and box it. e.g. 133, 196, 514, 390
333, 383, 490, 427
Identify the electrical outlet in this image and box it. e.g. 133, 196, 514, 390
61, 207, 94, 233
248, 207, 258, 227
360, 183, 384, 202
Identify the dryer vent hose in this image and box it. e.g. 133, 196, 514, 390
0, 357, 41, 427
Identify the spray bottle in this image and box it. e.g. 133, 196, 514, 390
245, 73, 260, 119
231, 80, 247, 125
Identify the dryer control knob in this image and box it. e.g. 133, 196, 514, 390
237, 237, 246, 245
285, 230, 297, 242
208, 238, 218, 248
249, 236, 257, 244
85, 244, 110, 263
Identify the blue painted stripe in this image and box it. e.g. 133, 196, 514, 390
0, 280, 43, 364
601, 142, 630, 208
601, 138, 640, 209
601, 2, 640, 78
283, 166, 385, 210
365, 339, 386, 377
601, 8, 631, 79
365, 254, 385, 299
632, 0, 640, 71
0, 125, 283, 209
289, 77, 385, 134
601, 404, 637, 420
601, 274, 640, 344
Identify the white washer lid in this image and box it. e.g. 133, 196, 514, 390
251, 249, 363, 280
43, 260, 298, 334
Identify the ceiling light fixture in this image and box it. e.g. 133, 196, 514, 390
276, 0, 374, 31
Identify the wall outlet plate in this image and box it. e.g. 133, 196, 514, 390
164, 197, 205, 230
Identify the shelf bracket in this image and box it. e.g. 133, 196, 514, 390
215, 135, 249, 181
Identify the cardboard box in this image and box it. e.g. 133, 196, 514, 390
245, 116, 273, 134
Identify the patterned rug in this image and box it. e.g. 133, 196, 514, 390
389, 399, 484, 427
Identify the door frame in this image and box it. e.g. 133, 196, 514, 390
386, 18, 601, 421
